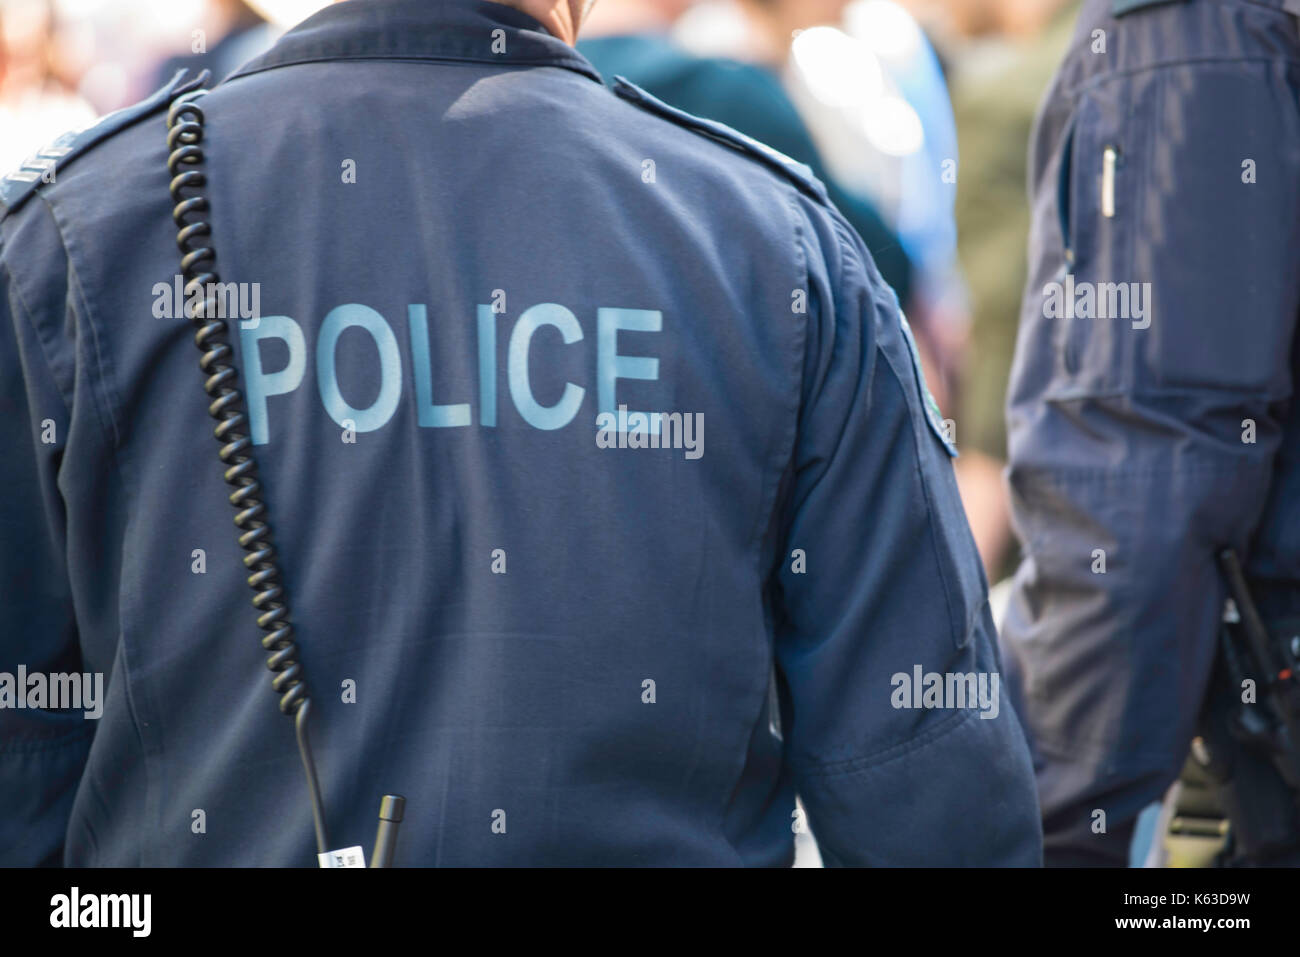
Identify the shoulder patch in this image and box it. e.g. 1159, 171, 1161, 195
897, 305, 957, 458
0, 70, 202, 221
1112, 0, 1187, 16
611, 76, 829, 204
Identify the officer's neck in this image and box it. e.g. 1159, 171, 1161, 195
485, 0, 588, 46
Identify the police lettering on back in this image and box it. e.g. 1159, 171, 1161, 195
234, 299, 664, 445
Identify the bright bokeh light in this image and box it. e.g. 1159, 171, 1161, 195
864, 95, 924, 156
791, 24, 924, 158
845, 0, 925, 64
241, 0, 330, 28
791, 26, 884, 110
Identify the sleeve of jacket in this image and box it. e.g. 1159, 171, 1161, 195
0, 194, 94, 866
772, 197, 1042, 866
1001, 13, 1300, 864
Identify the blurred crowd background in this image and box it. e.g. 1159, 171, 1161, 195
0, 0, 1082, 580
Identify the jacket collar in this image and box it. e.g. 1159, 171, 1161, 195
226, 0, 603, 85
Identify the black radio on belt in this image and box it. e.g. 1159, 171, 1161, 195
1183, 549, 1300, 864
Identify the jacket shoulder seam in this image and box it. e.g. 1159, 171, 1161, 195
610, 75, 830, 204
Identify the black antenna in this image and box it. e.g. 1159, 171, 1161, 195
370, 795, 405, 868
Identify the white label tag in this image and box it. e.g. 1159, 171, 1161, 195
318, 846, 366, 868
1101, 146, 1117, 219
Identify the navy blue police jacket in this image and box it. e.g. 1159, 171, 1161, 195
1002, 0, 1300, 864
0, 0, 1040, 866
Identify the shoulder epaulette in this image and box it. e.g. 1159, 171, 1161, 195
0, 69, 199, 221
611, 76, 829, 205
1112, 0, 1188, 16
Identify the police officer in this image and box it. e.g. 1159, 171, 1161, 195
1002, 0, 1300, 865
0, 0, 1040, 866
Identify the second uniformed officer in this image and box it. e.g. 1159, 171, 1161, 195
1002, 0, 1300, 865
0, 0, 1040, 866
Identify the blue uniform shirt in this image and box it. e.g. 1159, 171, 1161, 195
0, 0, 1039, 866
